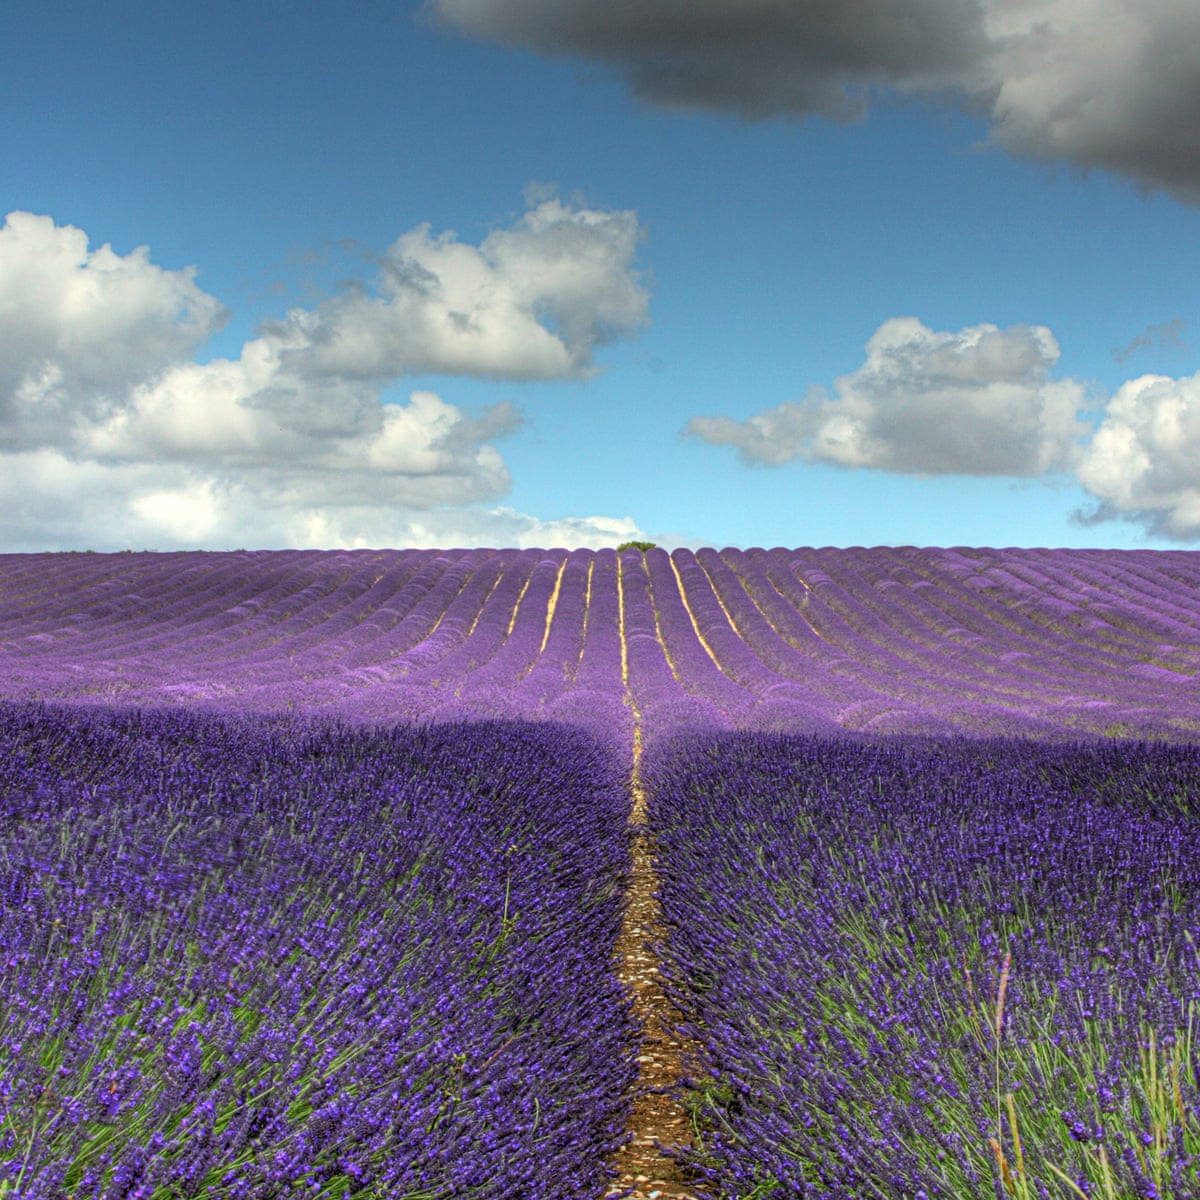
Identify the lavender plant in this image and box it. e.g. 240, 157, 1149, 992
648, 732, 1200, 1198
0, 702, 634, 1198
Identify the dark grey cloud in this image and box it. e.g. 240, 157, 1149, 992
983, 0, 1200, 203
427, 0, 1200, 202
428, 0, 988, 122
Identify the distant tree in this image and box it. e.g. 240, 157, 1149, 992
617, 541, 657, 553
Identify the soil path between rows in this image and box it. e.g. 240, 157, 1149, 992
604, 761, 709, 1200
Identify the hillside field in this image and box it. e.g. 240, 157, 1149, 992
3, 546, 1200, 1198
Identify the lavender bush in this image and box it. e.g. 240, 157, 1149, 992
0, 702, 634, 1198
648, 732, 1200, 1198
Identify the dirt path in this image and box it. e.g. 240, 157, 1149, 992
604, 756, 709, 1200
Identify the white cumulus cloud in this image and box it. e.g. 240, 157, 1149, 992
0, 451, 649, 552
0, 211, 227, 449
0, 195, 651, 551
1076, 370, 1200, 539
396, 507, 648, 550
687, 317, 1088, 475
262, 194, 649, 382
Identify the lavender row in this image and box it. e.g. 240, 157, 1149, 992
648, 732, 1200, 1198
896, 549, 1200, 689
0, 702, 634, 1198
734, 549, 1200, 737
789, 549, 1164, 705
618, 551, 737, 751
5, 548, 1200, 738
729, 550, 1130, 735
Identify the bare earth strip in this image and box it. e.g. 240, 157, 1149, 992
604, 750, 710, 1200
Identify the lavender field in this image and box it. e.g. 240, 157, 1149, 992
5, 546, 1200, 742
649, 733, 1200, 1198
1, 706, 632, 1197
3, 546, 1200, 1197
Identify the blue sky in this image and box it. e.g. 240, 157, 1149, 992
4, 0, 1200, 551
